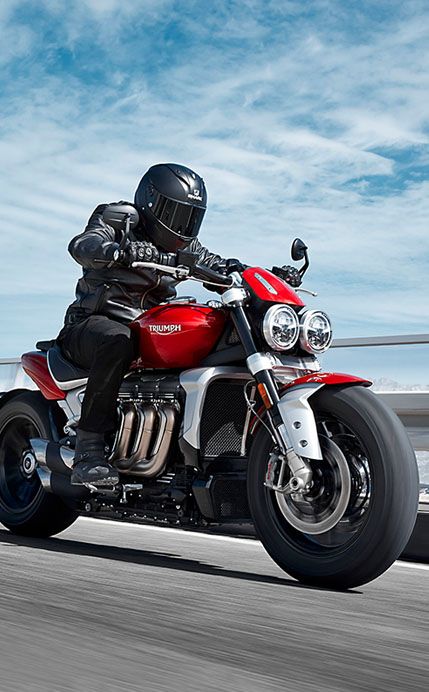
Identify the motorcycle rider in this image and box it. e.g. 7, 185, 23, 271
57, 163, 301, 488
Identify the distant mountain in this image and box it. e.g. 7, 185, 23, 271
371, 377, 429, 392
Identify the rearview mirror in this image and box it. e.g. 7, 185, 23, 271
291, 238, 308, 262
102, 203, 140, 231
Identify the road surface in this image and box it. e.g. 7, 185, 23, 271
0, 517, 427, 692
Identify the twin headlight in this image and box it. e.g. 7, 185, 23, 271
263, 306, 333, 354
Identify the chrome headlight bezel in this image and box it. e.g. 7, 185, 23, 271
299, 310, 333, 354
262, 305, 300, 351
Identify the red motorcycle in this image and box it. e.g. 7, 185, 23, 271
0, 208, 419, 588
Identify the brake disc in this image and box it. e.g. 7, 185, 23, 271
275, 435, 351, 535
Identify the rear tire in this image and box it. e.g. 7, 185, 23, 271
0, 392, 78, 537
248, 386, 419, 589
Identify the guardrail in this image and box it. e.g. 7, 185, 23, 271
331, 334, 429, 454
0, 358, 34, 393
332, 334, 429, 348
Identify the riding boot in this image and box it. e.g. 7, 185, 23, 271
71, 428, 119, 487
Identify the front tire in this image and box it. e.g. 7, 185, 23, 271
0, 392, 79, 537
248, 386, 419, 589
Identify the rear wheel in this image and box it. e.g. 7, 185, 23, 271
248, 386, 419, 589
0, 392, 78, 537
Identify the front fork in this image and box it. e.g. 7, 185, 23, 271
230, 304, 317, 495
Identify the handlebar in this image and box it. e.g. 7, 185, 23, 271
131, 256, 234, 288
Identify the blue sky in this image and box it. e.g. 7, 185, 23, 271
1, 0, 429, 383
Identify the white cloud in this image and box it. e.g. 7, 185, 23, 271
1, 0, 429, 358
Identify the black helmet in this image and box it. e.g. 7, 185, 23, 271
134, 163, 207, 252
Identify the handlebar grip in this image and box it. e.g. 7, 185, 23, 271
158, 252, 177, 267
193, 264, 233, 286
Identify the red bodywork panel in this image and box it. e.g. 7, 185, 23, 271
281, 372, 372, 390
21, 352, 66, 400
130, 303, 227, 369
250, 372, 372, 433
243, 267, 305, 307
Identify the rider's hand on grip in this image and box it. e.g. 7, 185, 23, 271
158, 252, 177, 267
271, 265, 302, 287
216, 258, 247, 275
122, 241, 160, 266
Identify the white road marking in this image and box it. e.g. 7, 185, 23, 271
393, 560, 429, 572
78, 517, 429, 571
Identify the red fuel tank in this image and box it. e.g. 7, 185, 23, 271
130, 303, 227, 369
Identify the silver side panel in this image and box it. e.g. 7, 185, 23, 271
180, 367, 251, 450
277, 384, 324, 460
57, 386, 86, 431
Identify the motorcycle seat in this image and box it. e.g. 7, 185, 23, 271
47, 345, 89, 390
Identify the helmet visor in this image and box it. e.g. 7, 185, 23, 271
152, 193, 205, 238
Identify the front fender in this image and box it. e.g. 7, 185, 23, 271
252, 372, 371, 461
281, 372, 372, 391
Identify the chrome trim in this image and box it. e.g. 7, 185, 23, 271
30, 437, 49, 466
246, 353, 273, 376
270, 354, 321, 384
221, 287, 248, 307
36, 467, 52, 491
59, 445, 75, 469
269, 353, 321, 372
150, 407, 168, 457
127, 405, 176, 477
108, 407, 126, 462
276, 384, 323, 460
254, 272, 277, 294
263, 305, 300, 351
111, 403, 135, 461
128, 404, 156, 463
180, 367, 251, 450
112, 403, 177, 478
30, 437, 75, 469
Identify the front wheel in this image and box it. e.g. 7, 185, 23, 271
247, 386, 419, 589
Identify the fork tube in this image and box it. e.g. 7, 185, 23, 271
230, 307, 282, 425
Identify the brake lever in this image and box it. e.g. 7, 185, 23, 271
296, 287, 318, 297
131, 261, 190, 279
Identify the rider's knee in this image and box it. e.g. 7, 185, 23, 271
102, 331, 135, 362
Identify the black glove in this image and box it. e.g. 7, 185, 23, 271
271, 265, 302, 287
215, 258, 247, 275
120, 241, 160, 266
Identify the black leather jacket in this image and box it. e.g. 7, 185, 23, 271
62, 202, 225, 327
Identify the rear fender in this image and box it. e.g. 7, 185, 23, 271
0, 389, 64, 442
251, 372, 371, 461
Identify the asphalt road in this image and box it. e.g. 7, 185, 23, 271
0, 518, 427, 692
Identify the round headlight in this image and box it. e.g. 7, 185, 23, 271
300, 310, 333, 354
263, 305, 300, 351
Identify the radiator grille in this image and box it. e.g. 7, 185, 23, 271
200, 380, 250, 457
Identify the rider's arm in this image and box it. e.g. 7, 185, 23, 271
68, 204, 120, 269
188, 239, 246, 273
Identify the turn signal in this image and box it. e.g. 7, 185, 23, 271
258, 383, 273, 409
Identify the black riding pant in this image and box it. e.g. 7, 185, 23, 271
57, 315, 137, 434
